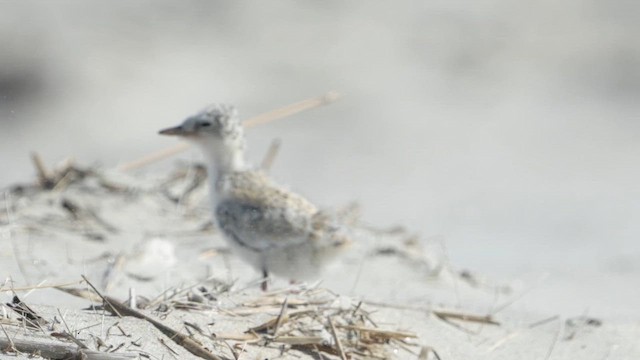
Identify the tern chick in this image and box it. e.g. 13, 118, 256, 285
159, 104, 351, 289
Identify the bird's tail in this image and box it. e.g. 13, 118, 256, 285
311, 211, 353, 263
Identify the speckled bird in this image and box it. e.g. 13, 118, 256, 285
159, 104, 351, 289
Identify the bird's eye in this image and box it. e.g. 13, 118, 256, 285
200, 122, 212, 127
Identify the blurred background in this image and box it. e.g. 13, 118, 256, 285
1, 1, 639, 318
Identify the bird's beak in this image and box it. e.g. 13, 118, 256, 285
158, 125, 187, 136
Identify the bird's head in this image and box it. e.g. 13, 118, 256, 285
159, 104, 244, 145
159, 104, 247, 172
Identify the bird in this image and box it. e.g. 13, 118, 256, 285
159, 104, 351, 290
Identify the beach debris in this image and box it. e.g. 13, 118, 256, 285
5, 296, 47, 329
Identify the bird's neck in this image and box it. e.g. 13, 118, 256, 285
203, 146, 245, 179
198, 141, 246, 199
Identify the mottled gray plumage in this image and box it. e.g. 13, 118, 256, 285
159, 104, 350, 286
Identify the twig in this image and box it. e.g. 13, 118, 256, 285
246, 309, 315, 333
435, 317, 477, 336
491, 273, 549, 315
327, 317, 347, 360
55, 286, 103, 302
529, 315, 560, 329
0, 323, 16, 353
145, 275, 219, 309
213, 333, 259, 342
118, 143, 190, 172
118, 91, 340, 171
244, 91, 340, 128
336, 325, 417, 339
363, 300, 428, 313
5, 296, 47, 329
273, 336, 325, 345
241, 296, 326, 308
223, 340, 240, 360
485, 332, 519, 353
102, 295, 226, 360
56, 308, 87, 349
418, 346, 441, 360
272, 297, 288, 336
1, 280, 83, 293
81, 275, 122, 318
351, 301, 363, 318
128, 288, 136, 309
543, 319, 563, 360
260, 138, 282, 172
0, 333, 136, 359
158, 338, 180, 356
30, 152, 54, 189
432, 310, 500, 326
21, 279, 46, 300
50, 331, 88, 350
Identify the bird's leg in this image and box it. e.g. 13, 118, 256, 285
261, 268, 269, 291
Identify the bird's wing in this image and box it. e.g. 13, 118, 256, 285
215, 189, 316, 252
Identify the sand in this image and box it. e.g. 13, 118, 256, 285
0, 160, 637, 360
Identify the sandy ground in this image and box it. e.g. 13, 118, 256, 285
1, 2, 639, 359
0, 0, 640, 319
2, 1, 639, 321
1, 162, 638, 359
